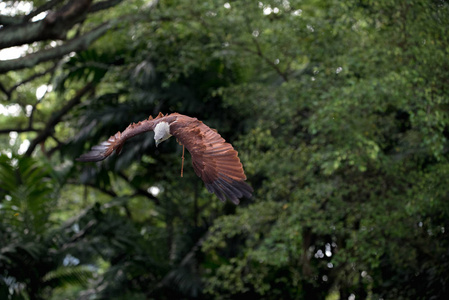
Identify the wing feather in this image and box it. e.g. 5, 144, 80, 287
77, 112, 253, 205
76, 113, 172, 162
170, 115, 253, 204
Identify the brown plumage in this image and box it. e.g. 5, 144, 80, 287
76, 112, 253, 204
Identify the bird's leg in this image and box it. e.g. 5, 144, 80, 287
181, 145, 185, 177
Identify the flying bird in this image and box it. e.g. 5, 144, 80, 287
76, 112, 253, 204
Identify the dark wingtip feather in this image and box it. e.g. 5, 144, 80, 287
76, 141, 113, 162
76, 152, 108, 162
205, 175, 253, 205
206, 183, 226, 202
233, 180, 253, 199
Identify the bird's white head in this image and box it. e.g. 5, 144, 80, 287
154, 121, 171, 147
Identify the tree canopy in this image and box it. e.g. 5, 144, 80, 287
1, 0, 449, 299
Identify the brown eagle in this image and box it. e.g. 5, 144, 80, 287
76, 112, 253, 204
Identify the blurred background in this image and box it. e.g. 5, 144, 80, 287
1, 0, 448, 299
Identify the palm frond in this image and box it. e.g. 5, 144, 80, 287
43, 265, 93, 288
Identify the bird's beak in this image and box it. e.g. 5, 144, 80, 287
155, 140, 159, 147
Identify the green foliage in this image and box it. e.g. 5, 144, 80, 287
1, 0, 449, 299
54, 49, 111, 92
0, 154, 92, 299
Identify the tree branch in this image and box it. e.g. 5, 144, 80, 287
0, 82, 10, 99
243, 16, 289, 82
0, 128, 38, 134
1, 64, 57, 100
46, 136, 66, 157
25, 82, 94, 156
89, 0, 124, 13
232, 40, 289, 82
24, 0, 66, 22
194, 7, 289, 82
0, 15, 24, 26
0, 22, 113, 74
0, 0, 93, 49
251, 37, 289, 82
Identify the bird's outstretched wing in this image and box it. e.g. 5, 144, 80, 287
170, 116, 253, 204
77, 113, 253, 204
76, 112, 171, 162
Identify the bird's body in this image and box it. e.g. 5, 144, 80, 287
77, 112, 253, 204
